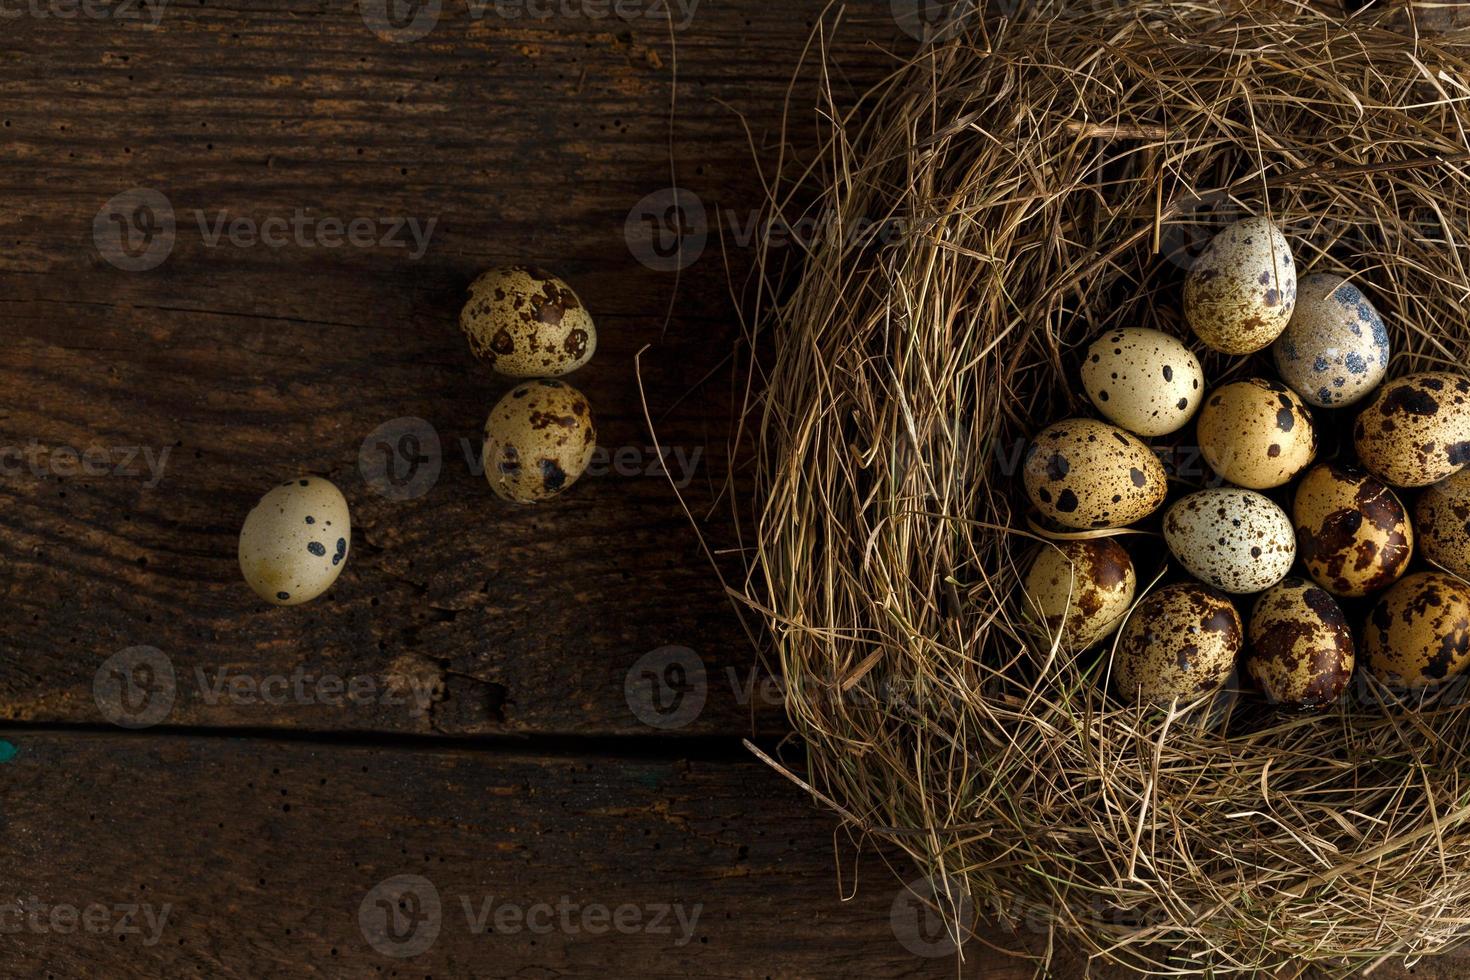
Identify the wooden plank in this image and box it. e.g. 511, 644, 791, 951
0, 3, 899, 734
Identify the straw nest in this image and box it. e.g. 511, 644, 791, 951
738, 1, 1470, 974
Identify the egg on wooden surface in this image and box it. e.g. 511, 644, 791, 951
1183, 217, 1297, 354
1272, 273, 1390, 408
483, 379, 597, 503
1246, 577, 1355, 710
238, 477, 351, 606
1022, 418, 1167, 529
1196, 378, 1316, 489
1414, 468, 1470, 580
1293, 463, 1413, 597
1163, 488, 1296, 594
1354, 372, 1470, 487
459, 266, 597, 377
1022, 538, 1137, 649
1364, 572, 1470, 689
1080, 328, 1204, 437
1113, 583, 1242, 707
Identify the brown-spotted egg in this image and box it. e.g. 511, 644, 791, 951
1272, 273, 1390, 408
1183, 216, 1296, 354
1114, 583, 1242, 707
1196, 378, 1315, 489
1163, 488, 1295, 594
1022, 418, 1167, 529
1293, 463, 1412, 597
1022, 538, 1137, 649
460, 266, 596, 377
238, 477, 351, 606
1080, 328, 1204, 437
1415, 468, 1470, 580
1364, 571, 1470, 689
483, 380, 597, 503
1354, 372, 1470, 487
1246, 577, 1354, 709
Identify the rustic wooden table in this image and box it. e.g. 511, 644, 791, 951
0, 1, 1462, 976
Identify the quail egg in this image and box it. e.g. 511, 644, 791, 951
1196, 378, 1316, 489
1114, 583, 1243, 707
460, 266, 597, 377
1163, 488, 1296, 594
1246, 577, 1354, 709
1292, 463, 1412, 597
483, 379, 596, 503
1414, 468, 1470, 579
1354, 372, 1470, 487
1184, 216, 1297, 354
1022, 538, 1137, 649
1364, 571, 1470, 689
1022, 418, 1167, 529
238, 477, 351, 606
1080, 328, 1205, 437
1272, 273, 1390, 408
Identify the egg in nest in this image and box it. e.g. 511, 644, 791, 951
1022, 538, 1136, 649
1184, 217, 1296, 354
460, 266, 597, 377
1415, 468, 1470, 580
483, 379, 597, 503
1022, 418, 1167, 529
1272, 273, 1390, 408
1354, 372, 1470, 487
1196, 378, 1316, 489
1163, 488, 1295, 594
1113, 583, 1242, 707
1246, 577, 1354, 710
1293, 463, 1412, 597
238, 477, 351, 606
1364, 571, 1470, 690
1080, 328, 1204, 437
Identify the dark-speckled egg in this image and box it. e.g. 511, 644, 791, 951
1246, 578, 1354, 709
1022, 538, 1137, 649
1022, 418, 1167, 529
1354, 372, 1470, 487
1272, 274, 1390, 408
460, 266, 597, 377
1163, 488, 1295, 594
1080, 328, 1205, 437
1184, 217, 1296, 354
1364, 572, 1470, 689
238, 477, 351, 606
1114, 583, 1242, 707
1293, 463, 1413, 597
482, 380, 596, 503
1415, 468, 1470, 580
1196, 378, 1316, 489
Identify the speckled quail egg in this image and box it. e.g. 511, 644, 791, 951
1196, 378, 1316, 489
1414, 468, 1470, 579
1080, 328, 1204, 437
1022, 418, 1168, 529
1163, 488, 1296, 594
460, 266, 597, 377
483, 379, 596, 503
1246, 577, 1355, 710
1272, 273, 1390, 408
1114, 583, 1242, 707
1364, 571, 1470, 689
1354, 372, 1470, 487
1293, 463, 1412, 597
1184, 216, 1297, 354
238, 477, 351, 606
1022, 538, 1137, 649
